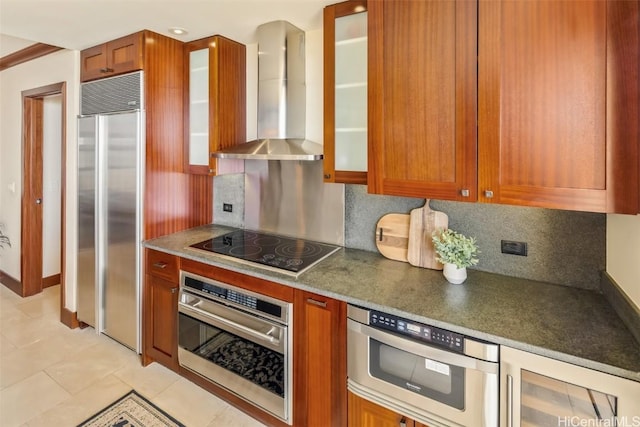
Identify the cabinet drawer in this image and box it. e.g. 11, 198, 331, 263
146, 249, 179, 282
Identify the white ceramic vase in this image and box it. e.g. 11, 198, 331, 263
443, 263, 467, 284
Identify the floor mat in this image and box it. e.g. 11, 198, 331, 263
77, 390, 185, 427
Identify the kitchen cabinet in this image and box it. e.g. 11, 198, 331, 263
323, 0, 368, 185
367, 0, 478, 201
184, 35, 246, 175
143, 249, 179, 370
367, 0, 638, 214
348, 392, 428, 427
294, 290, 347, 427
80, 32, 144, 82
500, 346, 640, 427
478, 0, 639, 213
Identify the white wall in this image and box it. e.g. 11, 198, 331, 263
43, 94, 62, 278
0, 49, 80, 311
607, 214, 640, 309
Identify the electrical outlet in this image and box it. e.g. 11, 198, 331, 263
223, 203, 233, 213
501, 240, 527, 256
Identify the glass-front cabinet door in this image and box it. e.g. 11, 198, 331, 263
187, 47, 210, 172
323, 0, 368, 184
500, 346, 640, 427
184, 36, 246, 175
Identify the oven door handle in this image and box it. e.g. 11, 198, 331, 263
179, 298, 282, 348
350, 319, 498, 374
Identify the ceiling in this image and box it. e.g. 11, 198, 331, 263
0, 0, 336, 56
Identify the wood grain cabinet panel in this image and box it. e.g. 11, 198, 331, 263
348, 392, 428, 427
80, 32, 143, 82
294, 290, 347, 427
367, 0, 638, 213
143, 249, 179, 370
367, 0, 478, 201
478, 0, 639, 213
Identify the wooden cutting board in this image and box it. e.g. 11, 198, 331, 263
407, 200, 448, 270
375, 213, 411, 262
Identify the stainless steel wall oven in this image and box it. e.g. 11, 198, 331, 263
178, 271, 293, 424
347, 305, 500, 427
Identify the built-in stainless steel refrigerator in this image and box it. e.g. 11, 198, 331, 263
77, 71, 144, 352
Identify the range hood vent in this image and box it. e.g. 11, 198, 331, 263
212, 20, 323, 161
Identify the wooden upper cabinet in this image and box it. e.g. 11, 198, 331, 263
478, 0, 639, 213
184, 36, 246, 175
80, 32, 144, 82
368, 0, 478, 201
324, 0, 368, 185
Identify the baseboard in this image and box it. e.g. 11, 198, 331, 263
43, 273, 61, 288
61, 307, 80, 329
601, 271, 640, 345
0, 269, 22, 296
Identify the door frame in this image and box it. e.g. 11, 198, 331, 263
21, 82, 70, 324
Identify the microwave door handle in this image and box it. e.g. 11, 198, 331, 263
351, 320, 498, 374
180, 300, 281, 347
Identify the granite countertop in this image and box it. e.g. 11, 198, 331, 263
144, 224, 640, 382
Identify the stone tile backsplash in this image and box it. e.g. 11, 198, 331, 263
345, 184, 605, 291
213, 173, 245, 229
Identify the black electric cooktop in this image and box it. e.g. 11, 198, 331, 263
189, 230, 340, 275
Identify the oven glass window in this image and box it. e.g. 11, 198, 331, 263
369, 338, 465, 410
520, 370, 618, 426
179, 312, 285, 397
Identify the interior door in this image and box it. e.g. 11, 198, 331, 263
21, 96, 44, 297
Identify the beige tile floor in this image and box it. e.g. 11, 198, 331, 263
0, 284, 267, 427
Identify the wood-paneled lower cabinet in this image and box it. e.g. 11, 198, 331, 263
478, 0, 639, 213
184, 35, 246, 175
80, 32, 144, 82
367, 0, 639, 214
143, 249, 179, 370
367, 0, 478, 202
348, 393, 428, 427
294, 290, 347, 427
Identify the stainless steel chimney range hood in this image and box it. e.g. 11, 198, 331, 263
212, 20, 323, 161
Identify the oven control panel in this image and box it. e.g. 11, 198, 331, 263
370, 310, 464, 353
183, 275, 282, 319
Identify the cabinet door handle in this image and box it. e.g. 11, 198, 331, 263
507, 374, 514, 427
171, 287, 177, 294
100, 67, 114, 73
306, 298, 327, 308
399, 417, 407, 427
460, 189, 470, 197
153, 262, 168, 269
484, 190, 494, 198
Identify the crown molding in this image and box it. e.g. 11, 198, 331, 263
0, 43, 63, 71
